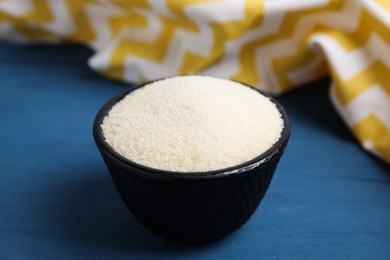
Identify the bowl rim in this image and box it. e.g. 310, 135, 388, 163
93, 77, 290, 179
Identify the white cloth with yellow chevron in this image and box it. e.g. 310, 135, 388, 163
1, 0, 389, 163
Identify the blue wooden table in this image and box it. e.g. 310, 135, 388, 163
1, 43, 389, 259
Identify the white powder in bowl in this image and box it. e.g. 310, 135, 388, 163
101, 76, 284, 172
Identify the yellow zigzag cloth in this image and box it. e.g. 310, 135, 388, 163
0, 0, 389, 163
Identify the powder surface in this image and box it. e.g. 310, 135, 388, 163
102, 76, 283, 172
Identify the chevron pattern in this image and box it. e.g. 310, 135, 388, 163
0, 0, 389, 163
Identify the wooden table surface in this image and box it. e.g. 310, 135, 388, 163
1, 43, 389, 259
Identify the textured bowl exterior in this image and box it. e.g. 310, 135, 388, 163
97, 141, 285, 244
93, 80, 290, 244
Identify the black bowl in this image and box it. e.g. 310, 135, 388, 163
93, 80, 290, 245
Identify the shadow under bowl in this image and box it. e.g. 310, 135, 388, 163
93, 81, 290, 245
